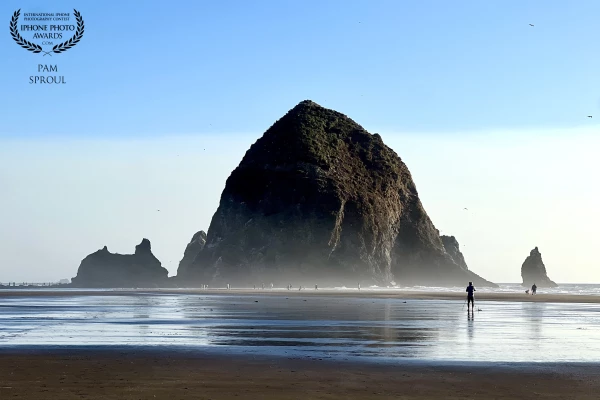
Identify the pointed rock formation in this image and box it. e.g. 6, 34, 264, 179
440, 235, 468, 271
184, 100, 496, 287
177, 231, 207, 276
71, 239, 169, 288
521, 247, 557, 288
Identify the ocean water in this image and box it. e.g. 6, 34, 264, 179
339, 283, 600, 296
1, 292, 599, 363
2, 283, 599, 295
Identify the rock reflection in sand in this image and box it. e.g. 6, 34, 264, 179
1, 293, 599, 362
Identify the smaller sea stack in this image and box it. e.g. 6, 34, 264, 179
71, 239, 169, 288
521, 247, 558, 288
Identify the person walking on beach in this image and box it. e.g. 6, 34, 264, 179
466, 281, 476, 311
531, 283, 537, 295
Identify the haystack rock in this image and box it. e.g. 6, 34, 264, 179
177, 230, 207, 276
184, 100, 496, 288
521, 247, 557, 288
71, 239, 168, 287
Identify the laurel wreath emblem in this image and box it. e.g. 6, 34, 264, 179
52, 9, 84, 53
9, 8, 84, 55
10, 9, 42, 53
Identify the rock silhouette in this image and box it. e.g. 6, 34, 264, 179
71, 239, 168, 287
440, 235, 468, 271
183, 100, 496, 287
177, 230, 207, 276
521, 247, 557, 288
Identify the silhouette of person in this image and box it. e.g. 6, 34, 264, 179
466, 281, 476, 311
531, 283, 537, 295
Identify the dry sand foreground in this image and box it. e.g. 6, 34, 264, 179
2, 288, 600, 304
0, 351, 599, 399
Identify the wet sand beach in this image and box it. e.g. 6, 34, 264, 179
3, 288, 600, 303
1, 350, 599, 399
2, 289, 600, 398
2, 290, 600, 361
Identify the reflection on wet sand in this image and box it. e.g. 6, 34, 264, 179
467, 310, 475, 343
522, 301, 545, 343
1, 293, 600, 362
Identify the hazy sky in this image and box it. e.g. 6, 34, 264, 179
1, 0, 598, 283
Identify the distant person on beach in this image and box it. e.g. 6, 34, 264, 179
466, 281, 476, 311
531, 283, 537, 295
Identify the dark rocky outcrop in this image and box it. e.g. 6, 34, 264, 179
177, 231, 207, 276
183, 100, 496, 288
440, 235, 468, 271
521, 247, 557, 288
71, 239, 169, 288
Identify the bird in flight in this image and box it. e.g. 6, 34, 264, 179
157, 210, 161, 212
464, 207, 468, 210
529, 24, 534, 27
587, 116, 593, 118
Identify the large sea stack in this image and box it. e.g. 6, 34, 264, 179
71, 239, 169, 287
184, 100, 496, 288
521, 247, 557, 288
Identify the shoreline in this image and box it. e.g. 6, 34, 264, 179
2, 288, 600, 303
0, 348, 598, 399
